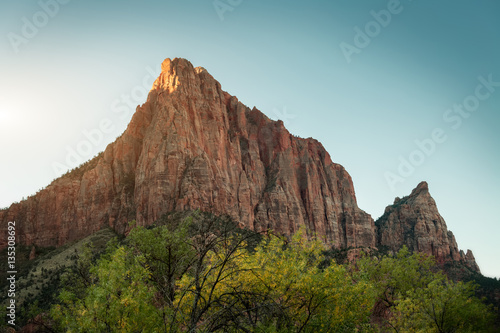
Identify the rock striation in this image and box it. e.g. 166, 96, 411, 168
0, 58, 375, 250
376, 181, 479, 272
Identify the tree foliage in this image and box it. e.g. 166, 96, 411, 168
49, 212, 496, 332
392, 278, 495, 333
51, 246, 160, 332
356, 246, 438, 310
356, 246, 495, 332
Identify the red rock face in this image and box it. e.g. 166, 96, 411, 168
0, 58, 375, 249
376, 181, 480, 272
0, 59, 480, 272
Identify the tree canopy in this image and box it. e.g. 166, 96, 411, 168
48, 211, 496, 332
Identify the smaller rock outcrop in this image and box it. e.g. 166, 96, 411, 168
376, 181, 479, 272
462, 249, 481, 272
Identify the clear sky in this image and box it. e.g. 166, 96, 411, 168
1, 0, 499, 277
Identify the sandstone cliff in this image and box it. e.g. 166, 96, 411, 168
376, 181, 480, 272
0, 58, 375, 249
0, 58, 480, 272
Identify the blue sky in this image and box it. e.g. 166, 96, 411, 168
1, 0, 499, 277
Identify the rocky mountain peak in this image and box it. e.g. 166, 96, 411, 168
376, 182, 479, 272
152, 57, 194, 93
0, 58, 375, 250
0, 58, 479, 273
411, 180, 429, 195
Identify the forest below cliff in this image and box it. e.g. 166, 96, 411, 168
2, 211, 498, 332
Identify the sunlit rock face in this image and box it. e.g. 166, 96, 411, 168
0, 58, 478, 272
0, 58, 375, 250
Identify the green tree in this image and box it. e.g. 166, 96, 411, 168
171, 211, 262, 332
356, 246, 438, 310
51, 211, 260, 332
177, 229, 377, 332
246, 231, 375, 332
392, 278, 495, 333
357, 247, 496, 332
51, 246, 160, 332
50, 215, 495, 333
128, 220, 195, 304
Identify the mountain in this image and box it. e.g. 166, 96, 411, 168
0, 58, 374, 250
376, 181, 480, 272
0, 58, 478, 272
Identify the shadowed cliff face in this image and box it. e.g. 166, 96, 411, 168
0, 58, 375, 249
376, 181, 480, 272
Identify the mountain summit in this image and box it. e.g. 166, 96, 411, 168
0, 58, 478, 272
376, 181, 480, 272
